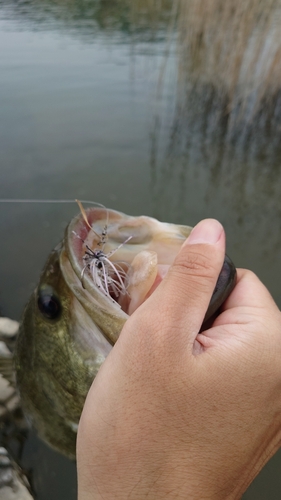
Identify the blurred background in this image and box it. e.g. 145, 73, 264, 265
0, 0, 281, 498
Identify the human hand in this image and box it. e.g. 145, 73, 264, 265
77, 219, 281, 500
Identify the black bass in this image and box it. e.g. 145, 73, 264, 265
15, 206, 236, 459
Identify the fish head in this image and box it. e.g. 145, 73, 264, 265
15, 207, 235, 458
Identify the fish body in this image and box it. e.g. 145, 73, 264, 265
15, 207, 236, 459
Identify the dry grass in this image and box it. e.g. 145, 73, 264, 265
176, 0, 281, 123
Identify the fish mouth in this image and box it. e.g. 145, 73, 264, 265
64, 207, 192, 317
63, 207, 236, 340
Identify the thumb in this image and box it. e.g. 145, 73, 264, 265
131, 219, 226, 351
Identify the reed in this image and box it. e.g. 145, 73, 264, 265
176, 0, 281, 126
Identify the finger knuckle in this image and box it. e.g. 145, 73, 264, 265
172, 247, 217, 285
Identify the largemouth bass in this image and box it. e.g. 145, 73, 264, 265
15, 207, 236, 459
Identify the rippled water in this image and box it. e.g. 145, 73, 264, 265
0, 0, 281, 498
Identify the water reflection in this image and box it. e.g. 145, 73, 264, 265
151, 102, 281, 261
1, 0, 173, 41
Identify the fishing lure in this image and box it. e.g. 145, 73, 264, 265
74, 200, 132, 302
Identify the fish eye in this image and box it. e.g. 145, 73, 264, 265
37, 286, 61, 320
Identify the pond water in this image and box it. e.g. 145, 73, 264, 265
0, 0, 281, 498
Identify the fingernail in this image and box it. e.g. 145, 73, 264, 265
184, 219, 223, 246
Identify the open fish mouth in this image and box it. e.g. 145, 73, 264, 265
64, 205, 236, 328
64, 206, 193, 318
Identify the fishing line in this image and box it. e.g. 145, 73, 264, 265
0, 199, 105, 207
